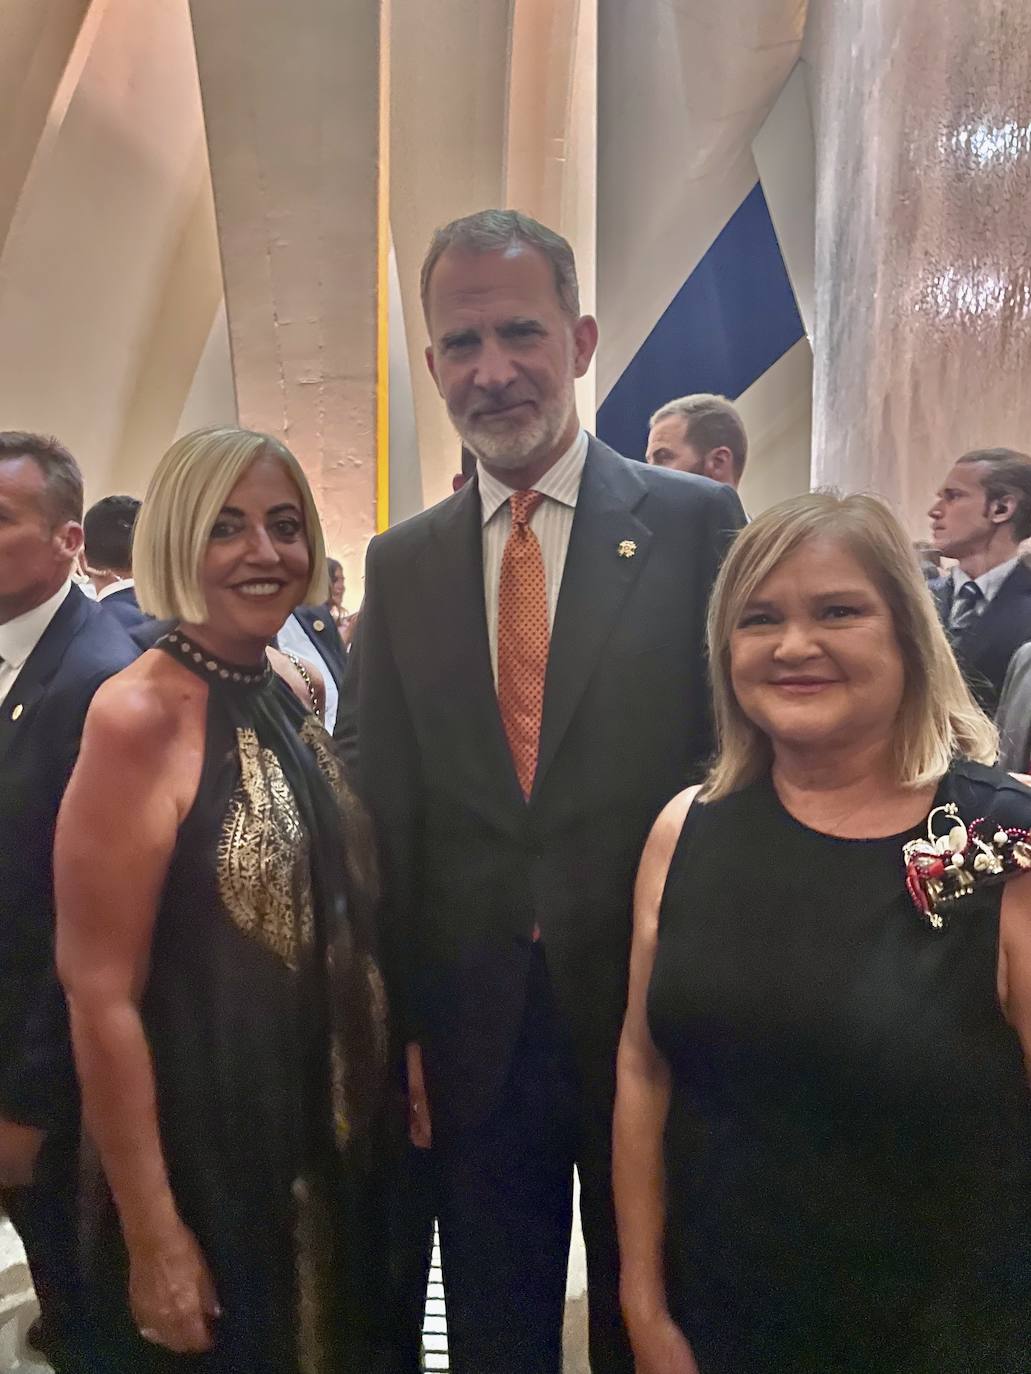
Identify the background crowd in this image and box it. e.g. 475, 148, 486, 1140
1, 209, 1030, 1374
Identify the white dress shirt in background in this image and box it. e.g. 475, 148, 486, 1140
0, 580, 73, 707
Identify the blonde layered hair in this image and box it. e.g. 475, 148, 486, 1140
703, 491, 997, 801
134, 426, 326, 622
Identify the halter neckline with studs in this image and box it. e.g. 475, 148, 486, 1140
156, 628, 273, 688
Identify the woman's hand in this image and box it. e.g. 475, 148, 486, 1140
628, 1310, 701, 1374
128, 1220, 221, 1354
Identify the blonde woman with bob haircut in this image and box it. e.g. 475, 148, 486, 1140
615, 491, 1031, 1374
53, 427, 389, 1371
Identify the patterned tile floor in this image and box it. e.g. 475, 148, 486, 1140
0, 1219, 48, 1372
422, 1226, 449, 1370
1, 1218, 589, 1373
421, 1221, 590, 1374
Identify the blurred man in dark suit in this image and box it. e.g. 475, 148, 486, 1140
928, 447, 1031, 713
341, 210, 744, 1374
0, 433, 137, 1371
84, 493, 147, 631
646, 393, 747, 490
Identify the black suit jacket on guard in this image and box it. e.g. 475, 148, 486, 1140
930, 561, 1031, 714
98, 584, 149, 632
343, 438, 744, 1130
294, 603, 348, 689
0, 586, 138, 1129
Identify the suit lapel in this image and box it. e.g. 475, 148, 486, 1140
0, 587, 88, 761
429, 479, 525, 812
929, 575, 953, 624
533, 442, 652, 797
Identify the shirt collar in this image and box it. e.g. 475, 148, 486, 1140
96, 576, 135, 602
952, 556, 1019, 604
0, 580, 73, 671
477, 428, 589, 526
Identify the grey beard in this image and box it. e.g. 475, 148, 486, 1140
453, 396, 574, 471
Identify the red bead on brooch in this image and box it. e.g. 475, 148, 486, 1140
903, 803, 1031, 930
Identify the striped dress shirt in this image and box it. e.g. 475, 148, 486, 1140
478, 428, 588, 685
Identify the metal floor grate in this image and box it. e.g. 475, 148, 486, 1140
421, 1223, 448, 1371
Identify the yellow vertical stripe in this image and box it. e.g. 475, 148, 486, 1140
375, 0, 391, 533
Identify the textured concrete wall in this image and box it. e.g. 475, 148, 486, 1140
190, 0, 380, 583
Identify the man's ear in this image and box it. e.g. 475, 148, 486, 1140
425, 345, 444, 397
990, 495, 1017, 525
572, 315, 599, 378
54, 520, 84, 560
703, 447, 735, 484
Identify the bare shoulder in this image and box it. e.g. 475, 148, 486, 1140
635, 785, 703, 918
81, 650, 204, 767
645, 786, 703, 866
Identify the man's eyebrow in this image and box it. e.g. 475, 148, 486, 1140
440, 327, 480, 347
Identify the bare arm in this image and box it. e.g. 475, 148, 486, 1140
613, 787, 700, 1373
55, 674, 217, 1352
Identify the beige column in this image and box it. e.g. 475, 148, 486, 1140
189, 0, 381, 582
0, 0, 216, 499
388, 0, 512, 505
0, 0, 98, 254
506, 0, 597, 423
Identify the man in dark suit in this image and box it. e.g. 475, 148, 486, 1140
0, 433, 138, 1371
277, 602, 347, 731
995, 638, 1031, 771
339, 209, 744, 1373
928, 447, 1031, 714
84, 493, 148, 631
295, 600, 348, 675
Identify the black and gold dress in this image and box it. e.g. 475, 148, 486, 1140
86, 631, 389, 1374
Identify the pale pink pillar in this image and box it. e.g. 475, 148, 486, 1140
189, 0, 381, 580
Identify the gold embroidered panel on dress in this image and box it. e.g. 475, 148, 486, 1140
299, 715, 345, 799
217, 727, 315, 969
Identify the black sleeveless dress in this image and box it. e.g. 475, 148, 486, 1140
648, 760, 1031, 1374
85, 641, 388, 1374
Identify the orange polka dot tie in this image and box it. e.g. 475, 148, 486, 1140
498, 490, 549, 800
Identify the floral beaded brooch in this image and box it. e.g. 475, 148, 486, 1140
902, 804, 1031, 930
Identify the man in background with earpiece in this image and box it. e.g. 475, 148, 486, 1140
928, 446, 1031, 713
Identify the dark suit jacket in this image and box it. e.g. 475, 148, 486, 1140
996, 641, 1031, 771
0, 586, 138, 1128
341, 437, 744, 1129
294, 603, 347, 689
930, 561, 1031, 714
98, 583, 149, 632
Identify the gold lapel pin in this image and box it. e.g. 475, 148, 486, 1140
617, 540, 637, 559
313, 619, 326, 632
11, 704, 23, 721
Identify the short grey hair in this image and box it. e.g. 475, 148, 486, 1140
0, 431, 84, 525
420, 209, 581, 320
649, 394, 748, 477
